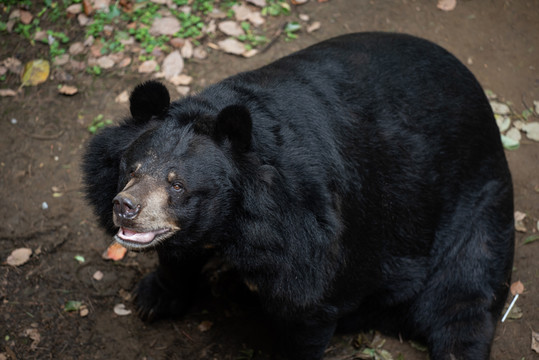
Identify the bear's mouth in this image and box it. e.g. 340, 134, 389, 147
115, 227, 170, 248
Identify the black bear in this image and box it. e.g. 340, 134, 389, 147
83, 32, 514, 360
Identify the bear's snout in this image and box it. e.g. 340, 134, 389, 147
113, 194, 141, 220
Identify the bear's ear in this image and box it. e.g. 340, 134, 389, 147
214, 105, 252, 152
129, 81, 170, 123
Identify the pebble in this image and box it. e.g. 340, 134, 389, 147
41, 202, 48, 210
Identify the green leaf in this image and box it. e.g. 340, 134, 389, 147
285, 21, 301, 32
64, 300, 82, 312
410, 341, 428, 352
501, 134, 519, 150
523, 234, 539, 244
74, 255, 85, 263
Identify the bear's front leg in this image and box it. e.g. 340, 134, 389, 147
271, 315, 337, 360
134, 245, 209, 321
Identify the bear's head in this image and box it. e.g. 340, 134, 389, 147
103, 81, 253, 249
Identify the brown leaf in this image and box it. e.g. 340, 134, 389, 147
162, 51, 184, 80
0, 89, 17, 97
510, 280, 524, 296
58, 85, 78, 96
83, 0, 93, 15
218, 38, 246, 55
24, 328, 41, 350
138, 60, 158, 73
19, 10, 33, 25
218, 21, 245, 37
198, 320, 213, 332
6, 248, 32, 266
437, 0, 457, 11
115, 90, 129, 103
66, 4, 83, 15
102, 242, 127, 261
532, 331, 539, 354
150, 16, 181, 36
307, 21, 321, 33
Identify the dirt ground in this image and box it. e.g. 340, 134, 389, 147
1, 0, 538, 359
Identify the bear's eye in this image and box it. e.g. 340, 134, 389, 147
171, 183, 184, 192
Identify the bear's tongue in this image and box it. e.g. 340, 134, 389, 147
116, 227, 166, 244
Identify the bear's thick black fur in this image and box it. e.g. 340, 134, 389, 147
83, 32, 514, 360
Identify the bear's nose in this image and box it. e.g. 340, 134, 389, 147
113, 195, 141, 220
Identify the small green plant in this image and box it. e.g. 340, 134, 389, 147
45, 30, 70, 59
130, 2, 161, 25
86, 65, 102, 76
262, 0, 291, 16
192, 0, 214, 15
14, 19, 40, 40
284, 21, 301, 40
237, 22, 268, 50
87, 114, 113, 134
174, 12, 205, 39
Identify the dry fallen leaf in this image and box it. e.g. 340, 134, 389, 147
307, 21, 321, 33
514, 211, 527, 232
218, 21, 245, 37
138, 60, 158, 73
21, 59, 50, 86
19, 10, 33, 25
181, 40, 194, 59
150, 16, 181, 36
6, 248, 32, 266
522, 122, 539, 142
218, 38, 246, 55
162, 51, 184, 80
169, 74, 193, 86
0, 89, 17, 97
80, 305, 89, 317
507, 305, 523, 320
115, 90, 129, 103
102, 242, 127, 261
437, 0, 457, 11
490, 101, 511, 115
66, 4, 83, 15
242, 49, 258, 58
23, 328, 41, 351
198, 320, 213, 332
113, 303, 132, 316
510, 280, 525, 296
176, 86, 190, 96
58, 85, 78, 96
532, 331, 539, 354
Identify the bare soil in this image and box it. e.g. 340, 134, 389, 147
1, 1, 538, 359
